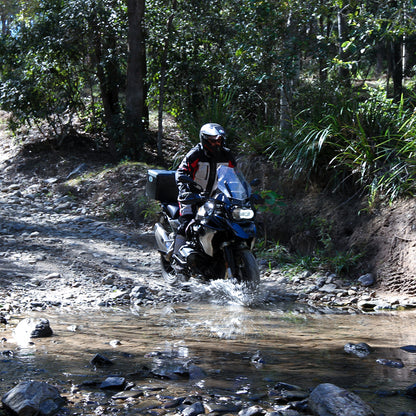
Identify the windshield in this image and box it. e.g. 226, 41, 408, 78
216, 166, 251, 201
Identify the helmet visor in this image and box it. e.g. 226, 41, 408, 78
206, 134, 224, 147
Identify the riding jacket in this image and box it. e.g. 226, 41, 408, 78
175, 143, 236, 216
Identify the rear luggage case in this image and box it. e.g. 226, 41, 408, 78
146, 170, 178, 203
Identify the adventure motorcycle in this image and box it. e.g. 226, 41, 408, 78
146, 165, 260, 287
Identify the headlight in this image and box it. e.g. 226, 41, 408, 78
232, 207, 254, 220
197, 201, 215, 218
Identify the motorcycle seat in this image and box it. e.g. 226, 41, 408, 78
166, 204, 180, 219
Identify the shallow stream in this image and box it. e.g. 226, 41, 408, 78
2, 280, 416, 415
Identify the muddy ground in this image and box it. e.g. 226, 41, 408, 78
0, 112, 415, 316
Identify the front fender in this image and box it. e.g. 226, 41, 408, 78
227, 220, 256, 239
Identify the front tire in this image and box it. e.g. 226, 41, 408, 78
234, 249, 260, 287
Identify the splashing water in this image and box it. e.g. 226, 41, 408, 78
188, 278, 270, 307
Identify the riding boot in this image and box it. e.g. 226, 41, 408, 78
173, 234, 186, 261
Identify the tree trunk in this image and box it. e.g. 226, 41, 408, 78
337, 3, 351, 87
280, 80, 291, 132
90, 2, 120, 158
125, 0, 146, 159
157, 0, 178, 158
389, 39, 403, 101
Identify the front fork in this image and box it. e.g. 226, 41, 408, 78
222, 243, 236, 279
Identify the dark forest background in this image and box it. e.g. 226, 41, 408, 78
2, 0, 416, 208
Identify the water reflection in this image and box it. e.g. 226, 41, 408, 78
1, 290, 416, 414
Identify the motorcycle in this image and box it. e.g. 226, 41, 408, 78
146, 165, 260, 287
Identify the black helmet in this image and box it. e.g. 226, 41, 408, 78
199, 123, 226, 154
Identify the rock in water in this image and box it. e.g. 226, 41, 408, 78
309, 383, 375, 416
100, 376, 126, 390
2, 380, 66, 416
14, 317, 53, 339
344, 342, 373, 358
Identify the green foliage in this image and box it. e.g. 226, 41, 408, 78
257, 240, 292, 265
257, 214, 363, 275
136, 196, 160, 223
176, 88, 241, 145
2, 0, 416, 201
0, 0, 127, 148
274, 86, 416, 204
256, 190, 285, 215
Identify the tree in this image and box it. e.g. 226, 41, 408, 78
156, 0, 177, 158
125, 0, 147, 159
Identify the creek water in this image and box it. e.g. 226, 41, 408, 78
1, 280, 416, 415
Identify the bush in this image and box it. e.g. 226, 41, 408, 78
270, 86, 416, 205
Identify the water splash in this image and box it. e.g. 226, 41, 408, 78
188, 278, 268, 307
201, 308, 247, 339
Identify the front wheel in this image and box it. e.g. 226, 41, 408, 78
233, 249, 260, 287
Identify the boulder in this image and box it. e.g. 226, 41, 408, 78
2, 381, 66, 416
14, 317, 53, 339
309, 383, 375, 416
357, 273, 375, 287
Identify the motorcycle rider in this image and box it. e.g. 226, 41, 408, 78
173, 123, 237, 263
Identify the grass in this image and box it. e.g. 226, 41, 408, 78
267, 85, 416, 206
256, 216, 364, 277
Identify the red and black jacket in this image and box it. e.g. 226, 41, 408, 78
175, 143, 236, 200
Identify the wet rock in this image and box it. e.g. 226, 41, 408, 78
188, 364, 207, 380
309, 383, 375, 416
375, 389, 399, 397
151, 358, 191, 379
182, 401, 205, 416
130, 285, 149, 300
395, 412, 416, 416
112, 390, 143, 400
357, 299, 379, 311
376, 358, 404, 368
2, 380, 66, 416
205, 402, 241, 414
344, 342, 374, 358
100, 376, 126, 390
266, 410, 303, 416
134, 399, 162, 412
358, 273, 375, 287
269, 382, 309, 403
90, 353, 113, 366
239, 405, 266, 416
251, 350, 265, 368
14, 317, 53, 338
405, 383, 416, 398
